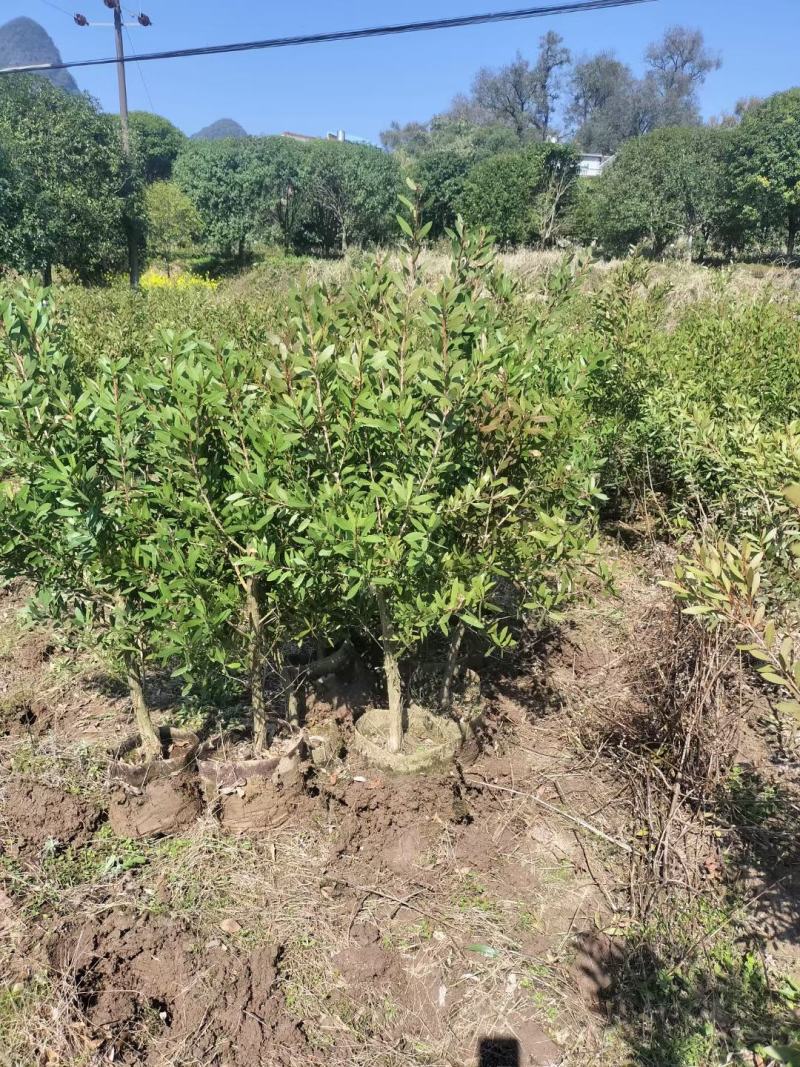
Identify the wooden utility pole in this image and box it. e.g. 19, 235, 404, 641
112, 2, 130, 154
110, 0, 139, 287
76, 2, 150, 287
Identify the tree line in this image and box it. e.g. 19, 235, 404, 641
382, 25, 721, 155
0, 23, 798, 283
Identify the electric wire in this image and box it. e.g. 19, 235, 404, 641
1, 0, 654, 76
125, 24, 156, 111
35, 0, 75, 17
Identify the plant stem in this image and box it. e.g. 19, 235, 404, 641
440, 621, 465, 709
247, 576, 269, 754
126, 649, 160, 758
376, 589, 404, 753
282, 661, 302, 729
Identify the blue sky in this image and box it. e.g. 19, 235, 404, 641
12, 0, 800, 141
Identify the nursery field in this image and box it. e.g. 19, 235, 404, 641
1, 228, 800, 1067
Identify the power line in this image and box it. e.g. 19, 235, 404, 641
125, 24, 156, 112
2, 0, 654, 77
35, 0, 75, 16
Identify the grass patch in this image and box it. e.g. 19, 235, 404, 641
609, 900, 800, 1066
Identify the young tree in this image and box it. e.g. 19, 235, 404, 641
145, 181, 202, 275
129, 111, 187, 183
0, 285, 185, 755
727, 89, 800, 257
281, 210, 599, 753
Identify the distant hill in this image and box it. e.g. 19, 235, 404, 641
191, 118, 248, 141
0, 17, 78, 94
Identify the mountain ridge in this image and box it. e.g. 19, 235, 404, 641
0, 16, 79, 94
191, 118, 248, 141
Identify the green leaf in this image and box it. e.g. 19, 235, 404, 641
466, 944, 499, 958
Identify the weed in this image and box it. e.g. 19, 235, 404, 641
455, 873, 497, 915
608, 902, 800, 1066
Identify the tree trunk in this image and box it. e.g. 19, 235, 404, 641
788, 215, 797, 259
126, 650, 161, 758
376, 589, 403, 753
247, 577, 270, 754
440, 621, 466, 710
43, 263, 53, 287
280, 660, 302, 729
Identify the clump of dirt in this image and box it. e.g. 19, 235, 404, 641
108, 775, 202, 839
216, 773, 319, 833
0, 689, 49, 737
0, 779, 103, 854
47, 908, 308, 1066
12, 632, 55, 672
323, 772, 467, 876
334, 921, 406, 986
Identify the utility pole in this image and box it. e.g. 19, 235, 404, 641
111, 1, 138, 287
112, 2, 130, 156
75, 3, 151, 288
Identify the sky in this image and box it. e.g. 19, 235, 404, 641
7, 0, 800, 142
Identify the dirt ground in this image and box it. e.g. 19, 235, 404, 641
1, 543, 798, 1067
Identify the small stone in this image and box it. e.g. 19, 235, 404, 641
219, 918, 242, 935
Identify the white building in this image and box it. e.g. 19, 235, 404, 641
579, 153, 615, 178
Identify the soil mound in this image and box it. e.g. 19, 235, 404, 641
108, 775, 202, 839
0, 689, 52, 737
0, 779, 102, 853
215, 773, 318, 833
323, 772, 468, 875
48, 909, 308, 1066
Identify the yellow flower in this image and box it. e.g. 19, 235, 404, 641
140, 269, 218, 291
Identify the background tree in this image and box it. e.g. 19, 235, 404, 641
0, 75, 127, 283
532, 31, 573, 140
567, 52, 634, 148
471, 33, 571, 141
411, 124, 520, 237
568, 28, 719, 153
645, 25, 721, 96
594, 126, 728, 258
145, 181, 201, 275
173, 138, 259, 263
129, 111, 187, 183
460, 143, 578, 246
726, 89, 800, 256
298, 141, 400, 254
381, 119, 436, 154
250, 137, 306, 250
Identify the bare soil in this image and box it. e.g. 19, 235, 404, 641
1, 779, 102, 855
1, 542, 798, 1066
46, 909, 308, 1066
